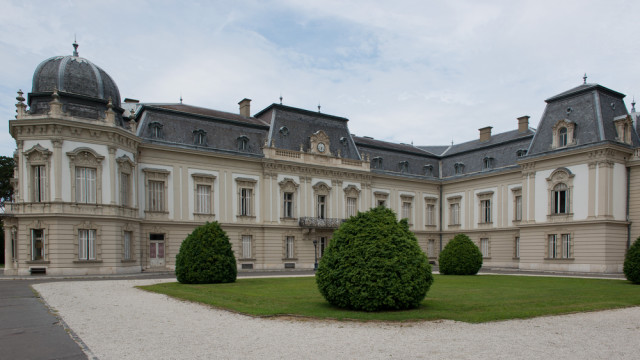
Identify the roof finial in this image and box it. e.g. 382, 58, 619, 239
318, 103, 321, 113
180, 93, 183, 104
279, 94, 283, 105
632, 96, 636, 112
583, 73, 587, 84
73, 35, 79, 56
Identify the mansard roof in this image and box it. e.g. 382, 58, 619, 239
353, 136, 440, 178
442, 128, 535, 157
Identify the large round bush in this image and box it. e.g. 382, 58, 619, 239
316, 207, 433, 312
624, 237, 640, 284
438, 233, 483, 275
175, 221, 237, 284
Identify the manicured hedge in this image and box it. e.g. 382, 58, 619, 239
175, 221, 237, 284
438, 233, 483, 275
624, 237, 640, 284
316, 207, 434, 311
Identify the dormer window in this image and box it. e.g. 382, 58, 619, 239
399, 161, 409, 173
559, 127, 568, 147
279, 126, 289, 136
516, 149, 528, 157
454, 162, 465, 175
551, 119, 575, 149
613, 114, 633, 144
149, 122, 163, 139
237, 135, 249, 151
482, 157, 494, 170
423, 165, 433, 177
340, 137, 348, 145
372, 157, 383, 169
193, 129, 207, 146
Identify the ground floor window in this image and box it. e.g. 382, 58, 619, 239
480, 238, 490, 258
285, 236, 294, 259
124, 231, 132, 260
514, 236, 520, 259
548, 233, 572, 259
78, 229, 96, 260
427, 239, 436, 258
242, 235, 252, 259
319, 237, 327, 258
31, 229, 45, 261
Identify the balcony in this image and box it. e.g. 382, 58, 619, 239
299, 217, 344, 229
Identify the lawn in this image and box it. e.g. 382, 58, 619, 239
140, 275, 640, 323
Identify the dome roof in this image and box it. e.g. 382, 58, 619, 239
31, 43, 121, 107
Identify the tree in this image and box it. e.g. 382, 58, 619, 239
438, 233, 483, 275
624, 237, 640, 284
0, 155, 15, 212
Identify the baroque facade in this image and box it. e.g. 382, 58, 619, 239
4, 45, 640, 275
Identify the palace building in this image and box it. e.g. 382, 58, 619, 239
3, 44, 640, 275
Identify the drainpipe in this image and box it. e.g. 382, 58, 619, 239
627, 166, 631, 249
439, 184, 443, 254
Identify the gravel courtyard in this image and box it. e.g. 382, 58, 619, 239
33, 278, 640, 360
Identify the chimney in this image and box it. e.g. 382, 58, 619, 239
239, 98, 251, 117
479, 126, 492, 142
124, 98, 140, 104
518, 115, 530, 133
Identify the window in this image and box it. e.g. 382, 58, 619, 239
514, 236, 520, 258
548, 234, 558, 259
401, 196, 413, 221
285, 236, 295, 259
319, 237, 327, 258
196, 185, 211, 214
427, 239, 436, 258
426, 204, 436, 226
237, 135, 249, 151
346, 197, 357, 217
317, 195, 326, 219
547, 234, 571, 259
75, 167, 97, 204
31, 229, 45, 261
614, 115, 634, 144
562, 234, 571, 259
378, 200, 386, 207
482, 157, 493, 170
120, 173, 130, 206
32, 165, 46, 202
240, 188, 252, 216
124, 231, 132, 261
193, 129, 207, 146
242, 235, 252, 259
450, 203, 460, 225
424, 165, 433, 177
454, 162, 465, 175
516, 149, 528, 157
283, 192, 294, 218
399, 161, 409, 173
480, 199, 491, 223
10, 228, 17, 261
374, 191, 388, 208
515, 195, 522, 221
480, 238, 490, 258
78, 229, 96, 260
148, 180, 165, 212
552, 183, 569, 214
372, 157, 383, 169
559, 127, 568, 147
149, 122, 163, 139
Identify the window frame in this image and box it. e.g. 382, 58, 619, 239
236, 177, 257, 218
284, 236, 295, 260
344, 185, 360, 218
24, 145, 52, 203
477, 191, 494, 225
312, 182, 332, 219
31, 228, 45, 261
480, 238, 490, 258
278, 178, 299, 220
143, 168, 170, 215
117, 155, 135, 208
241, 234, 253, 260
78, 229, 97, 261
67, 148, 104, 205
192, 173, 216, 218
448, 196, 461, 226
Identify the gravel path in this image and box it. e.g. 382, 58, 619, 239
33, 279, 640, 360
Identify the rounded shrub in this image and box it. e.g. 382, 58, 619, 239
175, 221, 237, 284
624, 237, 640, 284
438, 233, 483, 275
315, 207, 434, 312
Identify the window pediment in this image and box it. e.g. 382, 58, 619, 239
343, 184, 360, 198
312, 181, 331, 195
278, 178, 299, 192
66, 147, 104, 167
24, 144, 52, 162
116, 155, 135, 173
551, 119, 576, 148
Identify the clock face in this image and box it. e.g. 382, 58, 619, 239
317, 142, 326, 153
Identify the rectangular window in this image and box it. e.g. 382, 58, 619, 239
378, 200, 386, 207
480, 238, 489, 258
32, 165, 46, 202
426, 204, 435, 226
240, 188, 252, 216
242, 235, 252, 259
31, 229, 45, 261
515, 236, 520, 259
319, 237, 326, 258
402, 201, 412, 220
450, 203, 460, 225
120, 173, 130, 207
285, 236, 294, 259
124, 231, 132, 260
553, 185, 569, 214
548, 234, 558, 259
75, 167, 97, 204
148, 180, 165, 212
317, 195, 326, 219
427, 239, 435, 257
283, 192, 293, 218
481, 199, 491, 223
78, 229, 96, 260
346, 197, 357, 218
515, 195, 522, 221
11, 229, 17, 260
562, 234, 571, 259
196, 184, 211, 214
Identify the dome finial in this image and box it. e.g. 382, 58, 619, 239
583, 73, 587, 84
632, 96, 636, 112
73, 35, 79, 57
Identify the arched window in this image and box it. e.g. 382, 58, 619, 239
454, 162, 465, 175
482, 157, 494, 170
149, 122, 163, 139
237, 135, 249, 151
398, 161, 409, 173
559, 127, 568, 147
552, 183, 569, 214
193, 129, 207, 146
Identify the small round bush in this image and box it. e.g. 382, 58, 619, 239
438, 233, 483, 275
175, 221, 237, 284
624, 237, 640, 284
316, 207, 434, 312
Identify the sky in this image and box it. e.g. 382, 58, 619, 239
1, 0, 640, 157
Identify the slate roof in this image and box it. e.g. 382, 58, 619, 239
353, 136, 440, 178
417, 145, 450, 156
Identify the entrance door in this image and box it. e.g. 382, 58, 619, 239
149, 233, 165, 267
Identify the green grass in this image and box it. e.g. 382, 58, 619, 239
139, 275, 640, 323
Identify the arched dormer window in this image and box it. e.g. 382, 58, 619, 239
454, 162, 465, 175
482, 157, 494, 170
237, 135, 249, 151
149, 122, 163, 139
423, 164, 434, 177
613, 114, 633, 144
552, 119, 576, 149
559, 127, 568, 147
371, 157, 383, 169
193, 129, 207, 146
398, 161, 409, 173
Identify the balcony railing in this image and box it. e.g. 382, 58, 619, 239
299, 217, 344, 229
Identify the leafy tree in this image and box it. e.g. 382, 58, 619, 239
624, 237, 640, 284
0, 155, 15, 211
175, 222, 237, 284
316, 207, 433, 311
438, 233, 483, 275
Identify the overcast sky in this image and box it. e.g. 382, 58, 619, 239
1, 0, 640, 157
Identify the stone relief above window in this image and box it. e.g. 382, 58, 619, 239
551, 119, 576, 149
546, 167, 574, 220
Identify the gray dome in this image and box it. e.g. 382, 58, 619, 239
31, 48, 121, 107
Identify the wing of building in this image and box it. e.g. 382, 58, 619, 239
4, 44, 640, 275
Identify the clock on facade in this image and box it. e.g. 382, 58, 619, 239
317, 142, 326, 153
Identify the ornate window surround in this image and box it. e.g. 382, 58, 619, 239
192, 173, 216, 219
400, 194, 414, 225
344, 184, 360, 217
424, 195, 438, 227
447, 195, 462, 227
143, 168, 170, 215
236, 177, 257, 219
67, 147, 104, 204
116, 155, 135, 207
278, 178, 299, 219
121, 223, 136, 263
313, 181, 332, 218
282, 233, 297, 260
477, 191, 494, 225
73, 220, 102, 263
551, 119, 576, 149
374, 190, 389, 207
613, 115, 633, 144
546, 167, 574, 221
511, 187, 523, 223
23, 144, 52, 203
26, 220, 50, 264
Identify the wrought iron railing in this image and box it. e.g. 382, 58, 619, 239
298, 217, 344, 229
